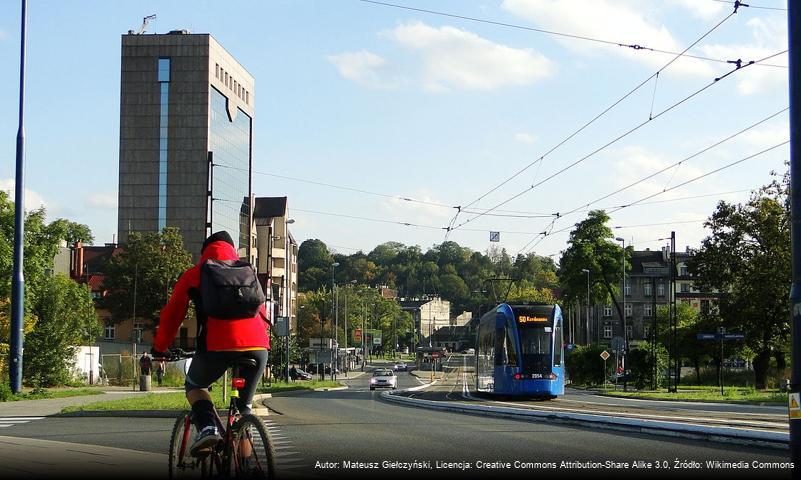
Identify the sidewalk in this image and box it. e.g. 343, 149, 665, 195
0, 386, 183, 417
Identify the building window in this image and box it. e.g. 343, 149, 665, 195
680, 266, 689, 276
215, 63, 219, 79
604, 305, 613, 317
104, 321, 115, 340
625, 303, 632, 316
643, 324, 651, 339
133, 322, 144, 342
657, 282, 665, 296
603, 324, 613, 339
644, 303, 652, 317
157, 57, 170, 82
681, 283, 690, 293
624, 282, 631, 296
701, 299, 710, 315
157, 57, 171, 231
625, 325, 632, 339
91, 291, 102, 300
643, 281, 651, 296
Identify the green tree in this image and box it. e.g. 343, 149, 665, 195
101, 227, 192, 328
559, 210, 627, 332
23, 274, 101, 387
626, 341, 668, 390
688, 175, 790, 389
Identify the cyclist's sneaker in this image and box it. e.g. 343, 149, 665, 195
190, 426, 221, 456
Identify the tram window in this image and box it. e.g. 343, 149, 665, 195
506, 330, 517, 366
520, 327, 551, 355
553, 322, 563, 366
494, 328, 506, 366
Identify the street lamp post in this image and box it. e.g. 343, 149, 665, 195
582, 268, 590, 345
284, 219, 294, 384
615, 237, 628, 392
331, 262, 339, 381
343, 279, 356, 378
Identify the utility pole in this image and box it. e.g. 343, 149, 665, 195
9, 0, 28, 394
787, 0, 800, 469
671, 231, 678, 390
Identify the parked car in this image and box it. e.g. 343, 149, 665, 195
290, 368, 312, 381
461, 348, 475, 355
370, 369, 397, 390
393, 362, 408, 372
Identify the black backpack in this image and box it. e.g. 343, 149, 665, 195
200, 259, 265, 319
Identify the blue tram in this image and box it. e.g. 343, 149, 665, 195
475, 303, 565, 398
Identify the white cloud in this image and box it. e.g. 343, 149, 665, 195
501, 0, 714, 77
384, 21, 555, 91
608, 146, 707, 201
699, 18, 788, 95
327, 50, 401, 89
514, 132, 537, 144
0, 179, 47, 211
668, 0, 725, 20
86, 192, 117, 209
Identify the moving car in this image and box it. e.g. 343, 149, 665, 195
393, 362, 408, 372
369, 369, 397, 390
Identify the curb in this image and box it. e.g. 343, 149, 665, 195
379, 391, 789, 450
314, 386, 349, 392
59, 409, 185, 418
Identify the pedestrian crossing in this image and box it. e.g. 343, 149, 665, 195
261, 416, 306, 471
0, 416, 44, 428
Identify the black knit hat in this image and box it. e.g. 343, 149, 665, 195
202, 231, 235, 253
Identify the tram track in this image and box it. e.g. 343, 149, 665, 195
406, 356, 788, 434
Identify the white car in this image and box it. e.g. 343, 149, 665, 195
369, 369, 397, 390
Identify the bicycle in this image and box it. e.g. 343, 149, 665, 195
165, 348, 276, 479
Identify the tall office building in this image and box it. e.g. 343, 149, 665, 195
117, 31, 255, 259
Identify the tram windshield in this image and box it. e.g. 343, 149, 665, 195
519, 325, 553, 373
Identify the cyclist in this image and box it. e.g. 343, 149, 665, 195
151, 231, 270, 455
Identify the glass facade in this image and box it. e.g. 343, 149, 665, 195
209, 87, 251, 254
157, 57, 171, 230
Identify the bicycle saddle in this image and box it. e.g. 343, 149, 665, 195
234, 358, 258, 368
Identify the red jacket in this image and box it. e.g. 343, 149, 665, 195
153, 240, 270, 352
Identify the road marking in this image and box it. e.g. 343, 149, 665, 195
0, 417, 45, 428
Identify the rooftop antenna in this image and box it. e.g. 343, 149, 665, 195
128, 14, 156, 35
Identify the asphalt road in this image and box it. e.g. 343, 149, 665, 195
0, 365, 793, 479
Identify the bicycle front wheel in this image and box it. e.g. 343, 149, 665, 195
230, 413, 276, 478
169, 412, 209, 479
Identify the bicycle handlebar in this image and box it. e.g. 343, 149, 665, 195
162, 347, 195, 362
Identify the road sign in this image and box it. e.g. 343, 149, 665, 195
696, 333, 745, 341
490, 231, 500, 242
790, 393, 801, 420
275, 316, 289, 337
610, 336, 625, 352
367, 329, 382, 346
600, 350, 610, 361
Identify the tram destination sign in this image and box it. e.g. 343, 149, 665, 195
517, 315, 548, 325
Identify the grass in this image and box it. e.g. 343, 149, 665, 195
60, 380, 344, 413
256, 380, 341, 394
1, 387, 105, 402
601, 386, 786, 404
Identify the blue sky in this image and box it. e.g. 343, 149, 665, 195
0, 0, 790, 260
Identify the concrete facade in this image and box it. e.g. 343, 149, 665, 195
118, 32, 255, 260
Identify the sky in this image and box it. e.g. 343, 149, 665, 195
0, 0, 791, 262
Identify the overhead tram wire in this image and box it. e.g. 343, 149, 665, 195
516, 141, 789, 255
710, 0, 787, 11
558, 107, 789, 217
448, 7, 741, 233
449, 43, 785, 234
357, 0, 787, 68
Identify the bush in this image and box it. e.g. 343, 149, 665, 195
566, 344, 609, 386
0, 381, 11, 402
627, 342, 668, 390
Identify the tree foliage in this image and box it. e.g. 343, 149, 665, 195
101, 227, 192, 327
23, 274, 101, 387
688, 174, 790, 389
559, 210, 627, 321
298, 237, 559, 316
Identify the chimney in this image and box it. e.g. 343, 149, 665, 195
71, 242, 84, 279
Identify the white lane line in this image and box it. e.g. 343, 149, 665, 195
0, 417, 44, 421
0, 425, 13, 428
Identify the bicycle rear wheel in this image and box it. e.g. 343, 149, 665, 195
169, 412, 209, 479
230, 413, 276, 478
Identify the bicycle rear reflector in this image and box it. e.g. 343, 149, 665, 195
232, 378, 246, 389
